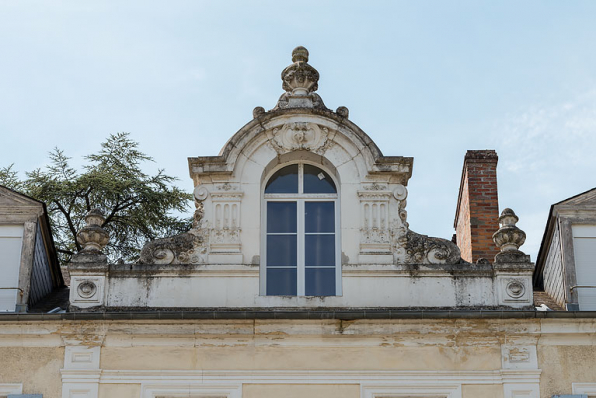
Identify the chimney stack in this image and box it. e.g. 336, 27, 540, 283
454, 150, 500, 263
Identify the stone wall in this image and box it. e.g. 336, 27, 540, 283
1, 317, 596, 397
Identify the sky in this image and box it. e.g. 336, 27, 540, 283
1, 1, 595, 261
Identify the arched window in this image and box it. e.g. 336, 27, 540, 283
262, 163, 341, 296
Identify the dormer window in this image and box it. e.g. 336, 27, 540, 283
261, 163, 341, 296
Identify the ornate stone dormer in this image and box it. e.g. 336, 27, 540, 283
273, 46, 328, 110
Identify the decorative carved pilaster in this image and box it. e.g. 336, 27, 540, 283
358, 190, 394, 254
209, 190, 243, 254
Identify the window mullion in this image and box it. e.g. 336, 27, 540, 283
297, 199, 305, 296
298, 163, 304, 194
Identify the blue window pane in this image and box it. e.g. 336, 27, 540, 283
267, 202, 297, 233
305, 268, 336, 296
267, 235, 297, 266
303, 164, 336, 194
305, 202, 334, 233
305, 234, 335, 266
265, 164, 299, 193
267, 268, 297, 296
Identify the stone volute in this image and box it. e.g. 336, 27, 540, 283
76, 208, 110, 253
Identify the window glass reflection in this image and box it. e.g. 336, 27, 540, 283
305, 234, 335, 266
267, 268, 297, 296
265, 164, 299, 193
305, 268, 336, 296
267, 235, 297, 266
303, 164, 336, 194
305, 202, 334, 233
267, 202, 297, 233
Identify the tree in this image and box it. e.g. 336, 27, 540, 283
0, 133, 193, 263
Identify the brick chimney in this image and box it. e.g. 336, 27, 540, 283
454, 150, 500, 263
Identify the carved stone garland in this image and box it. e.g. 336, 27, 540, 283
267, 122, 336, 155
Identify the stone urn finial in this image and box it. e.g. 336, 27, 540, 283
281, 46, 320, 96
76, 208, 110, 253
492, 208, 526, 252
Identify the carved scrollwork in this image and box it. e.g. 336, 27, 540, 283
398, 230, 462, 265
139, 229, 207, 265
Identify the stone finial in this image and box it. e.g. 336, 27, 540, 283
274, 47, 327, 111
76, 208, 110, 253
492, 208, 526, 252
281, 46, 320, 96
492, 208, 532, 264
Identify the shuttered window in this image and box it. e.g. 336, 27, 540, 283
0, 225, 24, 312
572, 225, 596, 310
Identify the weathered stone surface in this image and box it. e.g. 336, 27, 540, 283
399, 230, 462, 265
272, 46, 328, 111
76, 208, 109, 253
139, 200, 207, 265
493, 208, 529, 263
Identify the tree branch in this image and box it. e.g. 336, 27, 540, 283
53, 200, 81, 251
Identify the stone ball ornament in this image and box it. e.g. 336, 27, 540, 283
492, 208, 526, 252
76, 208, 110, 253
336, 106, 349, 118
253, 106, 265, 118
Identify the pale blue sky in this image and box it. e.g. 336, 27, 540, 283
1, 1, 596, 260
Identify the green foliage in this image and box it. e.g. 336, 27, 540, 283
0, 133, 193, 263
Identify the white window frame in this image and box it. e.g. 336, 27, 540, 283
260, 161, 342, 296
0, 383, 23, 396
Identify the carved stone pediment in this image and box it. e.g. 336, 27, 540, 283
267, 122, 336, 155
